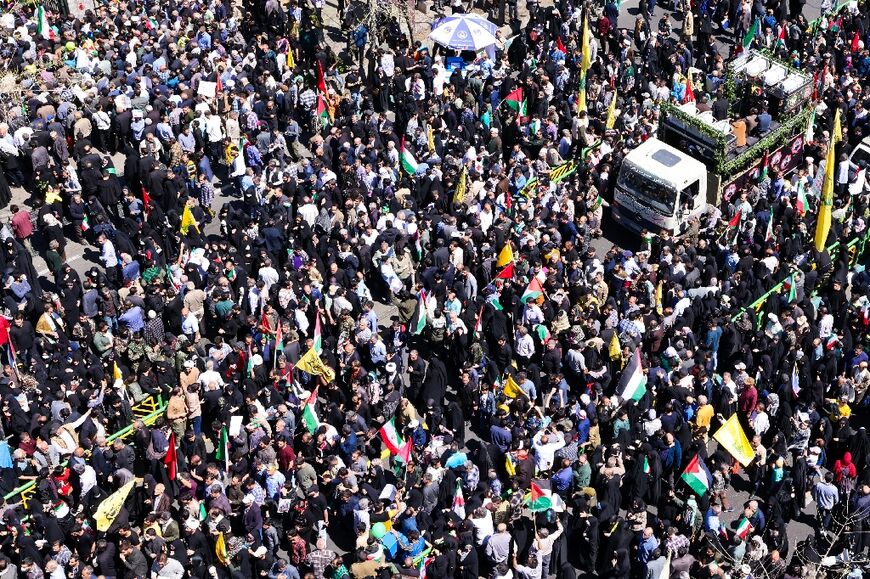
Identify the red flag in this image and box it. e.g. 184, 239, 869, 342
852, 32, 861, 53
141, 187, 151, 219
556, 36, 566, 54
164, 432, 177, 481
495, 263, 515, 280
215, 72, 223, 94
505, 191, 512, 213
684, 75, 695, 103
530, 481, 545, 501
317, 61, 327, 94
728, 211, 741, 227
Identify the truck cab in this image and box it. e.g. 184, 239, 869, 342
612, 138, 708, 235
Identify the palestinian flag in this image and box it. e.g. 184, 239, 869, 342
727, 210, 741, 228
316, 94, 330, 126
453, 479, 466, 519
742, 17, 759, 51
556, 36, 566, 53
275, 323, 285, 353
246, 345, 255, 377
795, 182, 808, 215
396, 438, 412, 465
735, 517, 752, 539
474, 308, 484, 340
521, 277, 544, 303
503, 87, 527, 117
36, 5, 56, 41
775, 25, 786, 50
680, 454, 711, 496
486, 292, 504, 311
411, 289, 428, 335
317, 61, 328, 94
400, 137, 418, 175
313, 313, 323, 355
786, 273, 797, 303
215, 426, 230, 471
758, 150, 769, 183
379, 418, 405, 455
526, 481, 565, 512
852, 31, 861, 53
494, 264, 515, 280
618, 348, 647, 403
302, 388, 320, 434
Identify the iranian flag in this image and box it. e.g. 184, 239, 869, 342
521, 277, 544, 303
215, 426, 230, 471
36, 5, 56, 41
411, 289, 428, 335
400, 137, 418, 175
316, 95, 330, 126
795, 182, 808, 215
503, 87, 527, 117
764, 215, 774, 242
791, 362, 801, 398
313, 313, 323, 355
453, 479, 466, 519
758, 150, 769, 183
474, 308, 484, 340
379, 418, 405, 455
735, 517, 752, 539
302, 388, 320, 434
618, 348, 647, 403
775, 25, 786, 50
680, 454, 711, 496
526, 481, 565, 512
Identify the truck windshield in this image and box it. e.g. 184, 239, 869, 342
617, 165, 678, 215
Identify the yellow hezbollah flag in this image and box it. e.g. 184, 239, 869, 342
296, 347, 336, 382
113, 361, 123, 388
215, 532, 229, 566
496, 243, 515, 268
815, 108, 841, 251
94, 480, 135, 531
286, 49, 295, 70
713, 414, 755, 466
605, 87, 618, 130
180, 205, 199, 235
503, 374, 526, 399
608, 331, 621, 361
453, 167, 467, 205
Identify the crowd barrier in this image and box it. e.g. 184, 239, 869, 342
3, 395, 167, 510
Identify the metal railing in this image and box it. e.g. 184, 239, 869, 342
729, 228, 870, 327
2, 395, 166, 510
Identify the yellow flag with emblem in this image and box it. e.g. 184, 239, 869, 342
608, 331, 621, 361
180, 205, 199, 235
94, 480, 135, 531
215, 531, 229, 566
453, 167, 467, 205
496, 243, 514, 268
605, 87, 618, 129
295, 347, 336, 382
503, 374, 526, 399
713, 414, 755, 466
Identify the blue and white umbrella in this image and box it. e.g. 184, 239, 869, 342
429, 13, 498, 52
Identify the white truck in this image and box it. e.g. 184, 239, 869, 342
613, 50, 813, 235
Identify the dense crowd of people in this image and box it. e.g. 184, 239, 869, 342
0, 0, 868, 578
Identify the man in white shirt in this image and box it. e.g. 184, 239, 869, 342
531, 430, 565, 471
